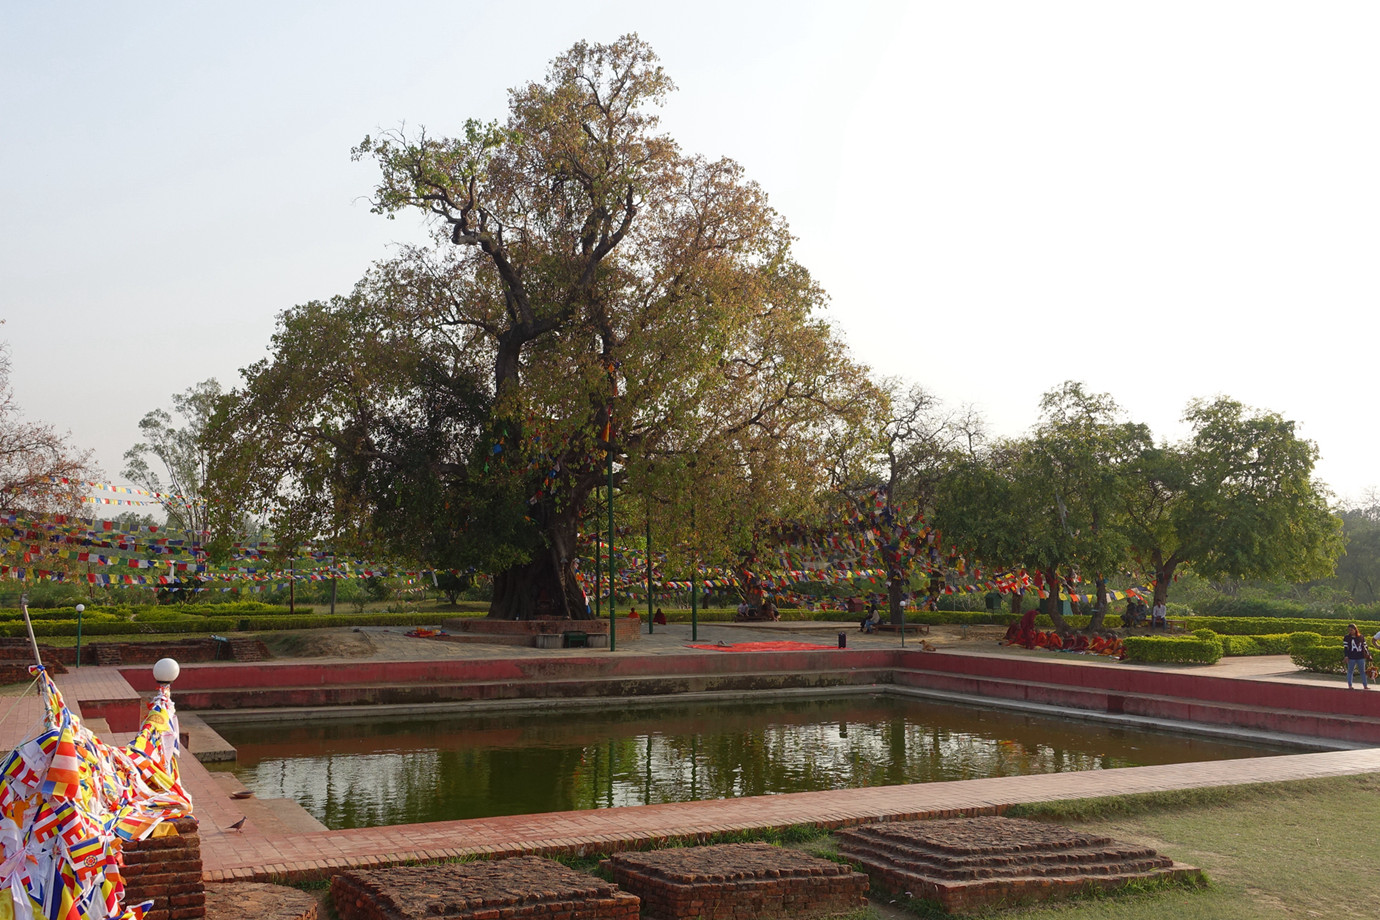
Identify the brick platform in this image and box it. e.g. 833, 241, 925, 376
836, 815, 1202, 915
124, 816, 206, 920
330, 857, 640, 920
604, 842, 866, 920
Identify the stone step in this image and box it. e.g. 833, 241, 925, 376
894, 665, 1380, 744
840, 843, 1172, 880
836, 816, 1201, 915
172, 667, 887, 710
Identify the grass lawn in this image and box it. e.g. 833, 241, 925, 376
965, 774, 1380, 919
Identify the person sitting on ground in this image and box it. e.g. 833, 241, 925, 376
653, 607, 667, 625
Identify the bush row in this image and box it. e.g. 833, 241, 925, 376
1218, 633, 1293, 656
1286, 631, 1362, 675
0, 610, 442, 638
1122, 635, 1223, 664
1174, 616, 1380, 638
1196, 596, 1380, 622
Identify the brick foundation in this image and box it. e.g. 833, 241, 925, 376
123, 816, 205, 920
836, 816, 1202, 915
331, 858, 639, 920
603, 843, 867, 920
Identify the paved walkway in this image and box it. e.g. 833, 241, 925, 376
3, 624, 1378, 883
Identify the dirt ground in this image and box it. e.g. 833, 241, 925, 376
256, 621, 1014, 662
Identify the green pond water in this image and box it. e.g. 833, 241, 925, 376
205, 694, 1296, 830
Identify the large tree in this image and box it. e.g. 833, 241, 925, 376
1123, 396, 1343, 605
206, 36, 870, 619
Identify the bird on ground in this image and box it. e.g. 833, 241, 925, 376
226, 817, 247, 832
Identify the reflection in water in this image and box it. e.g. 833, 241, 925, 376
207, 695, 1294, 829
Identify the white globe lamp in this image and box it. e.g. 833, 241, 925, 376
152, 658, 181, 685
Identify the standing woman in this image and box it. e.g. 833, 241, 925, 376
1343, 623, 1370, 690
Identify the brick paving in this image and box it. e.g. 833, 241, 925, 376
3, 634, 1380, 885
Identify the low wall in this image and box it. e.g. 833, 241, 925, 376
122, 649, 1380, 745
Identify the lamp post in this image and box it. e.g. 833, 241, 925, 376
75, 604, 84, 668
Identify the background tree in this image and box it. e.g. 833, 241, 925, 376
1123, 396, 1343, 605
1032, 382, 1147, 629
0, 343, 93, 516
822, 381, 979, 623
1333, 498, 1380, 604
123, 379, 220, 537
207, 36, 871, 619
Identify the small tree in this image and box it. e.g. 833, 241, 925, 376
123, 379, 220, 537
0, 344, 93, 517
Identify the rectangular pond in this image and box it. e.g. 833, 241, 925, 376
205, 693, 1298, 829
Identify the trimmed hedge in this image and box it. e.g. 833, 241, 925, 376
0, 617, 240, 638
1290, 638, 1346, 675
0, 610, 440, 638
1122, 635, 1223, 665
1218, 633, 1293, 656
1174, 616, 1380, 638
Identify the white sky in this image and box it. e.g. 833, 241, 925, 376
3, 1, 1377, 504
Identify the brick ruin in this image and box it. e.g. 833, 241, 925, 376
604, 842, 867, 920
836, 815, 1202, 915
331, 857, 640, 920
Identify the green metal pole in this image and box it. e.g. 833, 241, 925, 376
690, 501, 698, 641
645, 511, 653, 634
691, 571, 698, 642
75, 604, 83, 668
608, 443, 616, 651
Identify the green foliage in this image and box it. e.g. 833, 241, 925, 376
1196, 596, 1313, 619
1289, 631, 1323, 650
0, 617, 240, 638
1177, 615, 1377, 637
1122, 635, 1223, 664
1217, 633, 1292, 656
122, 379, 220, 536
1290, 638, 1346, 674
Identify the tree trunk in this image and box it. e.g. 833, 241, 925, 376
887, 569, 905, 625
1153, 554, 1179, 607
1088, 575, 1108, 631
487, 510, 591, 619
1041, 565, 1070, 633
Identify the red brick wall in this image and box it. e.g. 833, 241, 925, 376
122, 816, 204, 920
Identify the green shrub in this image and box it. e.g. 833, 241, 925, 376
1220, 635, 1261, 656
0, 617, 240, 638
1175, 616, 1380, 638
1123, 635, 1223, 664
1253, 634, 1293, 655
1211, 633, 1295, 656
1290, 640, 1345, 675
1196, 596, 1312, 619
1289, 631, 1322, 651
